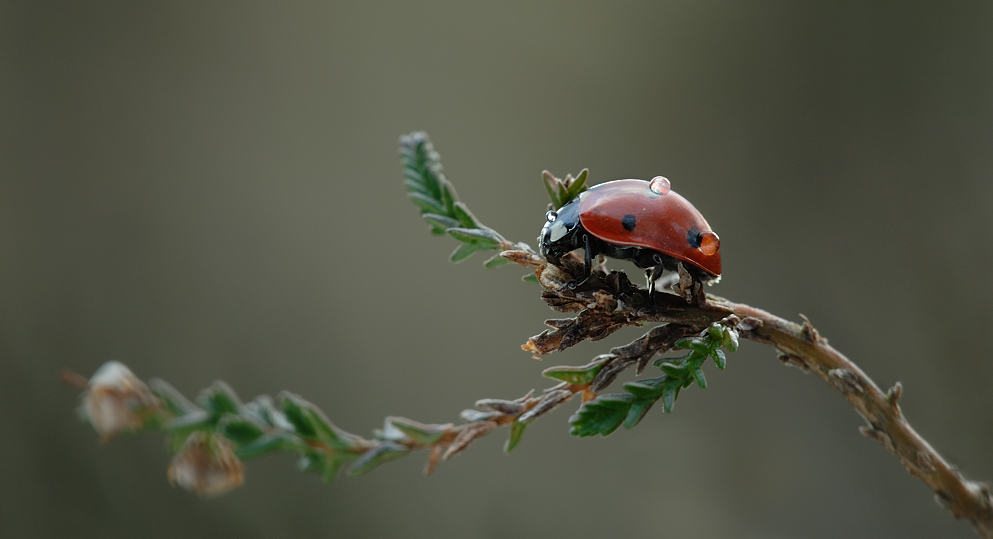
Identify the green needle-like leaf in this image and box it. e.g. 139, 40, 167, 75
199, 381, 242, 419
708, 324, 725, 342
661, 381, 680, 413
346, 442, 409, 477
484, 253, 513, 269
452, 201, 480, 228
322, 454, 351, 483
280, 394, 317, 439
658, 361, 689, 378
565, 169, 589, 202
242, 395, 283, 430
624, 399, 656, 429
621, 377, 666, 428
422, 213, 461, 233
408, 192, 446, 215
712, 348, 727, 369
163, 411, 212, 450
217, 414, 266, 445
450, 242, 484, 263
445, 227, 502, 248
150, 379, 200, 416
569, 394, 635, 437
723, 328, 739, 352
236, 432, 308, 459
542, 357, 609, 385
305, 407, 363, 451
387, 417, 452, 445
690, 364, 707, 388
622, 376, 666, 399
505, 420, 527, 453
439, 181, 456, 216
689, 341, 711, 355
297, 453, 324, 475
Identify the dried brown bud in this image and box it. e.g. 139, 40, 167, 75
736, 316, 763, 332
474, 398, 525, 416
424, 445, 443, 476
442, 421, 498, 460
168, 432, 245, 497
591, 357, 636, 392
798, 314, 824, 343
517, 389, 573, 423
500, 249, 544, 269
82, 361, 160, 441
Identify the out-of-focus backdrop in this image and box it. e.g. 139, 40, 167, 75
2, 2, 991, 538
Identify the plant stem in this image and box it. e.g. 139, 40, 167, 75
714, 298, 993, 537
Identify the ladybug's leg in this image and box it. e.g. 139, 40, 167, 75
566, 234, 593, 290
646, 254, 666, 297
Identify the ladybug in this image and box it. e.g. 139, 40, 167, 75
538, 176, 721, 296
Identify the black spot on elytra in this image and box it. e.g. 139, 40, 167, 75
687, 226, 702, 248
622, 214, 637, 231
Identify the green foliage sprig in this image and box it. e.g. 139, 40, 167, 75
569, 322, 738, 437
72, 359, 602, 494
542, 168, 589, 210
400, 131, 532, 267
151, 379, 378, 482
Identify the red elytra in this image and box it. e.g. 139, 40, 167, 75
578, 178, 721, 276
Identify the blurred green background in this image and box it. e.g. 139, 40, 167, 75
2, 2, 992, 538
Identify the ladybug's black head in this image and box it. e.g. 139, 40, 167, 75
538, 197, 584, 260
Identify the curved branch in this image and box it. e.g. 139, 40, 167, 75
509, 250, 993, 537
719, 299, 993, 537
